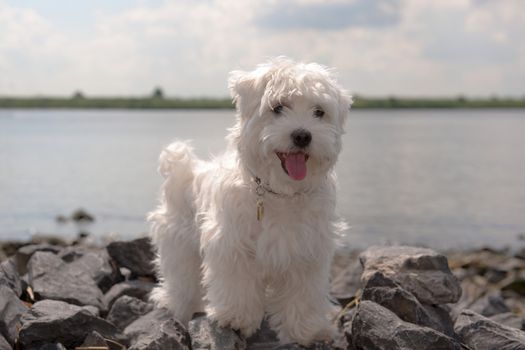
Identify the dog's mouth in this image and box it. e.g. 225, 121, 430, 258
276, 151, 309, 181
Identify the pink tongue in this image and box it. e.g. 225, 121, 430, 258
284, 153, 307, 180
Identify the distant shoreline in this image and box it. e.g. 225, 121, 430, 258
1, 96, 525, 109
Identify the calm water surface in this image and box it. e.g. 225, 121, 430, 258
0, 109, 524, 249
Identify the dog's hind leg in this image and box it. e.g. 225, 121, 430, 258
150, 216, 203, 324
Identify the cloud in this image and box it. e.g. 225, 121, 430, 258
256, 0, 401, 31
0, 0, 523, 97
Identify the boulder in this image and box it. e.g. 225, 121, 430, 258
103, 280, 155, 310
80, 330, 109, 348
124, 308, 191, 350
468, 292, 510, 317
107, 237, 155, 277
27, 251, 105, 310
68, 249, 123, 293
455, 309, 525, 350
188, 315, 246, 350
361, 272, 455, 337
359, 246, 462, 305
489, 312, 525, 331
16, 244, 62, 275
0, 335, 10, 350
351, 300, 462, 350
18, 300, 122, 349
0, 258, 22, 296
0, 285, 28, 345
246, 317, 279, 349
106, 295, 153, 331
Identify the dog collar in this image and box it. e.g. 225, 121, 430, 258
251, 175, 307, 221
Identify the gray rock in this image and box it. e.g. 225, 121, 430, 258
27, 251, 105, 310
16, 244, 62, 275
352, 300, 462, 350
455, 309, 525, 350
80, 330, 109, 348
360, 246, 462, 305
246, 317, 279, 349
18, 299, 121, 349
57, 245, 90, 262
35, 343, 67, 350
107, 237, 155, 277
0, 335, 10, 350
0, 258, 22, 296
276, 342, 333, 349
68, 249, 123, 293
107, 295, 153, 331
124, 308, 191, 350
82, 305, 101, 317
489, 312, 525, 331
361, 272, 455, 337
188, 315, 246, 350
0, 285, 28, 345
469, 292, 510, 317
103, 280, 155, 310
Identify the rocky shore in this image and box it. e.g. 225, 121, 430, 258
1, 235, 525, 350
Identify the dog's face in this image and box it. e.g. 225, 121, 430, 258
228, 58, 351, 193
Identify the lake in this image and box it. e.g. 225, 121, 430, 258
0, 108, 524, 250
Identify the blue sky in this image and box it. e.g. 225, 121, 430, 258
0, 0, 524, 97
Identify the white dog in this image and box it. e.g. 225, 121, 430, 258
148, 57, 351, 345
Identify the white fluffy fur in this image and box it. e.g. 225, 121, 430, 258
149, 57, 352, 345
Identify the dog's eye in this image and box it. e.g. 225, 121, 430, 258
313, 108, 325, 118
272, 105, 283, 114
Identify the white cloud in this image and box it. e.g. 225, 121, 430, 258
0, 0, 523, 97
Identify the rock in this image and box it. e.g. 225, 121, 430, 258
330, 258, 363, 305
71, 208, 95, 222
276, 342, 333, 349
124, 308, 191, 350
359, 246, 462, 305
16, 244, 62, 275
27, 251, 105, 310
351, 300, 462, 350
106, 295, 153, 331
103, 280, 155, 310
35, 343, 67, 350
18, 300, 122, 349
57, 245, 89, 262
0, 335, 10, 350
246, 317, 279, 349
468, 292, 510, 317
489, 312, 525, 331
68, 249, 123, 293
188, 315, 246, 350
361, 272, 455, 337
0, 285, 28, 345
0, 258, 22, 296
503, 278, 525, 296
107, 237, 155, 277
80, 330, 109, 348
82, 305, 101, 317
455, 309, 525, 350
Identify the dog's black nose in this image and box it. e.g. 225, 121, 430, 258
291, 129, 312, 148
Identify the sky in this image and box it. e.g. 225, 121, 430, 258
0, 0, 524, 97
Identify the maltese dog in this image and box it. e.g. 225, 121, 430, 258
149, 57, 351, 345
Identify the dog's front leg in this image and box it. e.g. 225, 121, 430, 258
201, 228, 265, 337
267, 263, 337, 346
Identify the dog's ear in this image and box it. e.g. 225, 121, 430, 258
228, 68, 269, 120
337, 89, 353, 130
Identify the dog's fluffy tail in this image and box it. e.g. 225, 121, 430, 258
156, 141, 197, 215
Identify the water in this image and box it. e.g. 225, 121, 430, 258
0, 108, 524, 249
